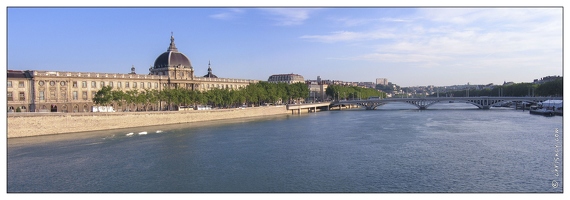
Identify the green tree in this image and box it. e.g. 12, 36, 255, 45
536, 78, 563, 97
92, 85, 114, 106
111, 90, 126, 111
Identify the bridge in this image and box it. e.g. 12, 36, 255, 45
330, 96, 563, 110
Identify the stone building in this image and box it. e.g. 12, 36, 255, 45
267, 73, 305, 84
7, 34, 259, 112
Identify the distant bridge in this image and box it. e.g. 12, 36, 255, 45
330, 96, 563, 110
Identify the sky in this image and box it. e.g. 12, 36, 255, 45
5, 6, 564, 87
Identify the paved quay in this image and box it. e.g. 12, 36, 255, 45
7, 106, 289, 138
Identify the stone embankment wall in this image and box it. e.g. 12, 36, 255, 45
7, 106, 289, 138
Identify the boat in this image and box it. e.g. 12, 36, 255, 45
529, 107, 554, 116
530, 100, 562, 116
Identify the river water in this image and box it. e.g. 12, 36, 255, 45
7, 103, 563, 193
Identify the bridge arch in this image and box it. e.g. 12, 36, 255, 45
403, 99, 441, 110
464, 99, 507, 109
356, 102, 385, 110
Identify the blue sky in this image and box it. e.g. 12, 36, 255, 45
6, 7, 563, 87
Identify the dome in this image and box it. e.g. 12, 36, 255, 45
153, 34, 192, 69
203, 61, 218, 78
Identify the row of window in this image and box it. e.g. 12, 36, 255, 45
33, 80, 161, 89
7, 92, 25, 101
203, 84, 244, 90
8, 105, 91, 113
7, 81, 25, 88
36, 91, 96, 101
11, 80, 247, 91
7, 106, 27, 111
104, 81, 155, 89
8, 91, 97, 102
269, 75, 304, 82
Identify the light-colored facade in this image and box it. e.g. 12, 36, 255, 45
307, 83, 328, 102
267, 73, 305, 84
7, 34, 259, 112
376, 78, 388, 86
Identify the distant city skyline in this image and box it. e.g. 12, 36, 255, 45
6, 7, 563, 87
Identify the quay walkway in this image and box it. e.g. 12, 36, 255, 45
286, 102, 332, 114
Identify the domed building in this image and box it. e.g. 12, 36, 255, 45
7, 33, 259, 113
149, 33, 194, 79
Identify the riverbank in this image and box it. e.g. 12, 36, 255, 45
7, 106, 289, 138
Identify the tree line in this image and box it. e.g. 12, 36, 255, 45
325, 85, 386, 100
429, 78, 562, 97
92, 82, 310, 111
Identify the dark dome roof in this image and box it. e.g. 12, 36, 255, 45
203, 61, 218, 78
153, 34, 192, 69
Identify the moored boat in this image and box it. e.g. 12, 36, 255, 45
529, 107, 554, 116
530, 100, 562, 116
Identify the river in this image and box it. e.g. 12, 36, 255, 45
7, 103, 563, 192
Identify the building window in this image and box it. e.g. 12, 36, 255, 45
118, 82, 122, 88
92, 91, 96, 99
51, 91, 57, 99
141, 82, 144, 88
7, 81, 12, 88
60, 81, 65, 86
7, 92, 13, 101
101, 81, 105, 87
19, 92, 25, 101
91, 81, 96, 88
154, 83, 158, 88
82, 91, 88, 100
38, 81, 45, 86
59, 91, 65, 100
73, 81, 78, 88
133, 82, 137, 88
109, 81, 114, 87
39, 91, 45, 100
148, 82, 151, 88
19, 81, 24, 88
125, 82, 129, 88
82, 81, 87, 88
73, 91, 78, 100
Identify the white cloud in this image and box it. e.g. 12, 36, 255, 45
261, 8, 319, 26
300, 30, 396, 43
320, 8, 561, 73
333, 17, 412, 27
209, 9, 245, 20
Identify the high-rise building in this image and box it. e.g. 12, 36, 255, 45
376, 78, 388, 85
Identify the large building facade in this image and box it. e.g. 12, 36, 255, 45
7, 34, 259, 112
267, 73, 304, 84
376, 78, 388, 86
